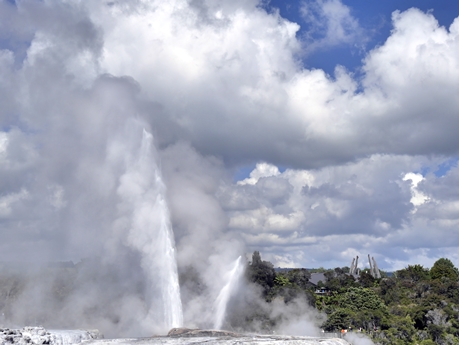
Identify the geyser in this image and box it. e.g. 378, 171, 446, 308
115, 123, 183, 331
213, 256, 245, 330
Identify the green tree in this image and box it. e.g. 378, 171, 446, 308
246, 251, 276, 299
428, 324, 444, 343
285, 269, 311, 289
430, 258, 459, 281
420, 340, 436, 345
321, 286, 389, 332
274, 274, 291, 287
379, 277, 401, 305
323, 308, 353, 331
387, 315, 416, 342
341, 287, 387, 313
324, 268, 356, 291
359, 271, 376, 288
397, 264, 430, 283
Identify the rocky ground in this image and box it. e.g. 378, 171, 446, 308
0, 327, 352, 345
86, 328, 351, 345
0, 327, 102, 345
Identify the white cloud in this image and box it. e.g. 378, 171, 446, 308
64, 3, 459, 169
237, 162, 280, 185
403, 172, 429, 207
0, 129, 37, 172
300, 0, 364, 53
0, 189, 29, 218
221, 154, 459, 269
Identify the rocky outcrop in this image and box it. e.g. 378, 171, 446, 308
0, 327, 55, 345
49, 329, 103, 345
0, 327, 103, 345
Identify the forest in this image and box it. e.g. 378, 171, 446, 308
244, 251, 459, 345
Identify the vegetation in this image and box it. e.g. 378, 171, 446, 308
245, 254, 459, 345
246, 251, 314, 304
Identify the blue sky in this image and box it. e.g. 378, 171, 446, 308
267, 0, 459, 75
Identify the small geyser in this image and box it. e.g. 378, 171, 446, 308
213, 256, 245, 330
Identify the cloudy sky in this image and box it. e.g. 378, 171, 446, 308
1, 0, 459, 272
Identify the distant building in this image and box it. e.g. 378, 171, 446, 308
314, 287, 328, 294
309, 272, 326, 286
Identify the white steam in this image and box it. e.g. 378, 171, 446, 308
213, 256, 245, 330
112, 122, 183, 331
345, 332, 376, 345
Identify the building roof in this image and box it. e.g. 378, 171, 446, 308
309, 272, 326, 286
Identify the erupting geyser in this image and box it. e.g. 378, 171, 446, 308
115, 123, 183, 331
213, 256, 245, 330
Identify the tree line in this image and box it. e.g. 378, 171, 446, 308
245, 251, 459, 345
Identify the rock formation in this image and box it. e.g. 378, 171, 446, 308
0, 327, 102, 345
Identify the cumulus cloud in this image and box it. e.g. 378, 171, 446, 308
403, 172, 429, 207
238, 163, 281, 185
224, 154, 459, 270
223, 155, 417, 268
60, 2, 459, 170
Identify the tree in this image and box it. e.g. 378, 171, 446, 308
324, 268, 356, 291
388, 315, 416, 342
246, 251, 276, 299
274, 274, 291, 287
397, 264, 430, 283
323, 308, 353, 331
341, 287, 387, 312
252, 251, 262, 266
285, 269, 311, 289
359, 271, 376, 288
430, 258, 459, 281
320, 286, 389, 332
427, 324, 444, 343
